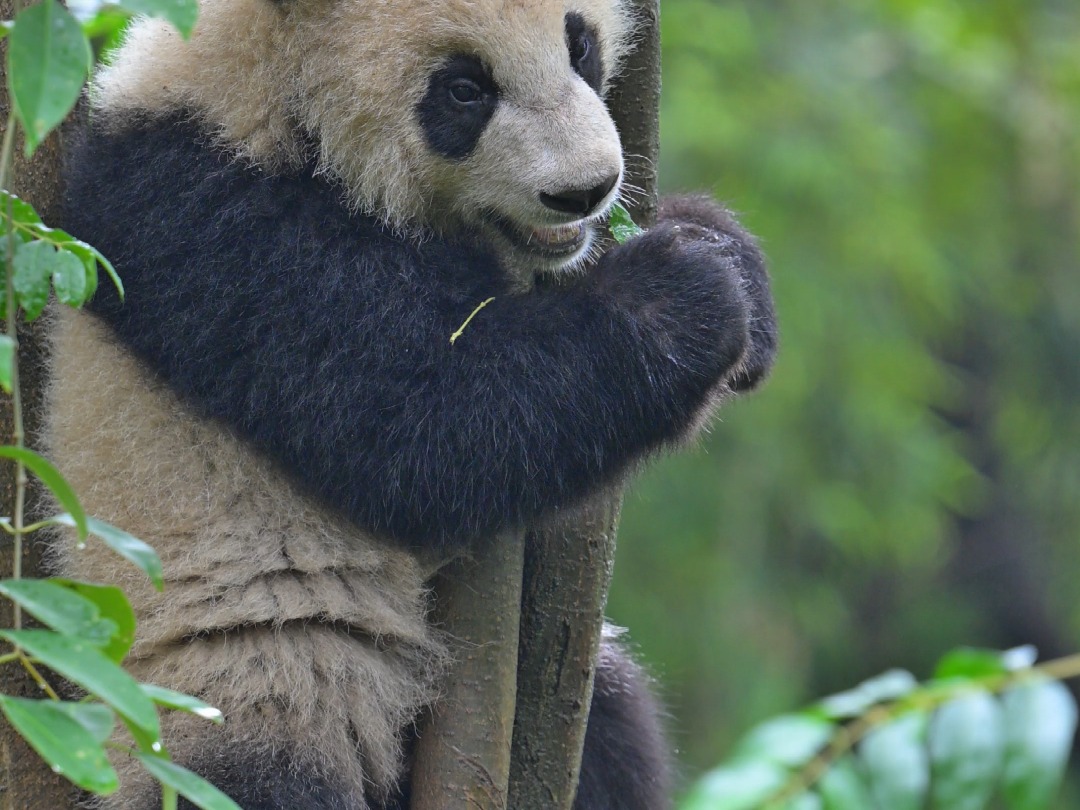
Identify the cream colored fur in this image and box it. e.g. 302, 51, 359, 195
93, 0, 634, 229
44, 307, 448, 807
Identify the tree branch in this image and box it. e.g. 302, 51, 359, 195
506, 3, 661, 807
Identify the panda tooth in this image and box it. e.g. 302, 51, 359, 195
530, 223, 583, 247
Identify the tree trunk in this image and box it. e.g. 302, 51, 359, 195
0, 6, 78, 806
409, 533, 525, 810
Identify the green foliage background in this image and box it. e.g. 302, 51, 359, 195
607, 0, 1080, 792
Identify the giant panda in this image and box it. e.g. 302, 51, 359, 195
44, 0, 777, 807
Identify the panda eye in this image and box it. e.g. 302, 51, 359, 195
570, 32, 591, 67
449, 79, 484, 106
565, 14, 602, 92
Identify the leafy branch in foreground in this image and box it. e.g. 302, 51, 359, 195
681, 646, 1080, 810
1, 0, 240, 807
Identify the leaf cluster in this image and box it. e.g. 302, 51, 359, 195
681, 648, 1079, 810
0, 453, 238, 809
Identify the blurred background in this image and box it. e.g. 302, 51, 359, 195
606, 0, 1080, 797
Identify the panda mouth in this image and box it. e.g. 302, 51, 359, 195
491, 215, 589, 262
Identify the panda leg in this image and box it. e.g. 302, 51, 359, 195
573, 637, 673, 810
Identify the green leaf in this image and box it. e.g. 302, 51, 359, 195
140, 684, 223, 724
609, 202, 645, 244
0, 696, 118, 794
0, 579, 117, 645
933, 648, 1010, 680
51, 701, 115, 743
135, 755, 242, 810
1001, 678, 1078, 810
817, 757, 874, 810
7, 0, 91, 156
52, 514, 163, 590
12, 240, 54, 321
48, 228, 121, 300
777, 794, 822, 810
0, 629, 160, 747
0, 335, 14, 395
928, 690, 1003, 810
858, 712, 929, 810
0, 190, 44, 227
681, 760, 787, 810
51, 247, 90, 306
819, 669, 918, 719
735, 713, 833, 768
52, 238, 99, 303
51, 579, 136, 663
0, 448, 87, 538
113, 0, 197, 38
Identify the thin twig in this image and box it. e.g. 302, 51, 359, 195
0, 120, 26, 630
18, 652, 60, 701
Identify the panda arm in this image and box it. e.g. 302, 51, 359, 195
67, 119, 762, 549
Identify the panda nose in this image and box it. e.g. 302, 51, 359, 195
539, 174, 619, 217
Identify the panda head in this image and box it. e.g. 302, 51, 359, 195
299, 0, 634, 274
94, 0, 634, 274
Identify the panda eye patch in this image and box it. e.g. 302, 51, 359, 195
565, 13, 603, 93
418, 54, 500, 160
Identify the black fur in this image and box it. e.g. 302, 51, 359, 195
572, 639, 672, 810
62, 115, 773, 551
176, 751, 353, 810
566, 13, 604, 94
417, 55, 499, 160
657, 195, 776, 391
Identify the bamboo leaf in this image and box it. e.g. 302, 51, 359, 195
609, 202, 645, 244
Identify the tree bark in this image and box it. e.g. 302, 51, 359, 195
0, 7, 78, 806
409, 533, 525, 810
506, 3, 661, 808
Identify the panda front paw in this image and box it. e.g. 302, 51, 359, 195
657, 194, 777, 391
592, 218, 753, 395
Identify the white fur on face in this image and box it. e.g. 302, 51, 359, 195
93, 0, 634, 241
